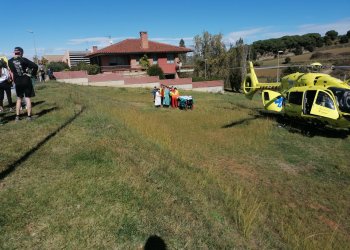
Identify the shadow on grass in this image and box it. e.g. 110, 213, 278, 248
221, 115, 263, 128
222, 110, 350, 139
0, 107, 58, 125
0, 107, 85, 181
144, 235, 167, 250
32, 100, 46, 107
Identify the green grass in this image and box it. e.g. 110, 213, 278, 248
0, 82, 350, 249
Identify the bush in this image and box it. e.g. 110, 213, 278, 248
253, 61, 262, 66
71, 62, 100, 75
293, 46, 303, 55
284, 57, 291, 64
86, 64, 100, 75
305, 45, 315, 52
310, 52, 333, 60
339, 35, 349, 44
147, 65, 165, 79
47, 61, 69, 72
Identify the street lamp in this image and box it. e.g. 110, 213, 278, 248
27, 30, 38, 63
205, 58, 207, 79
277, 50, 283, 82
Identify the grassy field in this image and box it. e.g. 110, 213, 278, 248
0, 82, 350, 249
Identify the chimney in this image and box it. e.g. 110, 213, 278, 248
140, 31, 149, 49
91, 46, 98, 52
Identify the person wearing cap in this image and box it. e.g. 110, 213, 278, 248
8, 47, 38, 121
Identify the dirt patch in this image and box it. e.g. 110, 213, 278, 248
309, 203, 332, 212
278, 162, 298, 175
318, 215, 340, 231
215, 158, 258, 181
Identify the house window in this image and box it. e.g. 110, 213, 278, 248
110, 56, 127, 66
167, 54, 174, 64
153, 55, 158, 64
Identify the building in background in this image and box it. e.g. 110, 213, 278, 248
43, 51, 90, 68
63, 51, 90, 67
86, 31, 192, 79
42, 55, 64, 63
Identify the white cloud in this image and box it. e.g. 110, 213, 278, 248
298, 18, 350, 35
67, 36, 194, 48
152, 37, 193, 45
67, 36, 130, 47
224, 27, 268, 45
224, 18, 350, 45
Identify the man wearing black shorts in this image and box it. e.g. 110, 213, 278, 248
8, 47, 38, 121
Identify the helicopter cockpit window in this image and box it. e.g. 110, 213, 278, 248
264, 92, 270, 101
329, 87, 350, 113
316, 92, 335, 110
288, 92, 303, 105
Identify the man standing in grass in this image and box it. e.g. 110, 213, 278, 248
8, 47, 38, 121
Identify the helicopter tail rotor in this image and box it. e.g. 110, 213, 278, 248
242, 62, 260, 99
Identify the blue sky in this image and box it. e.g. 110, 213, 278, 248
1, 0, 350, 59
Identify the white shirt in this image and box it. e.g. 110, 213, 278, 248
155, 91, 162, 106
0, 67, 10, 83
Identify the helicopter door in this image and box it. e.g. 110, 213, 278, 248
262, 90, 284, 112
310, 90, 339, 119
303, 90, 317, 115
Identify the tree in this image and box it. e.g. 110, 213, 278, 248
179, 39, 185, 47
225, 38, 249, 91
324, 36, 332, 46
339, 35, 349, 44
40, 57, 49, 65
139, 54, 150, 69
147, 64, 165, 79
325, 30, 338, 41
179, 39, 187, 63
293, 45, 303, 55
347, 30, 350, 38
193, 31, 227, 80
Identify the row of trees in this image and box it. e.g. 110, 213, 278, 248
252, 30, 350, 57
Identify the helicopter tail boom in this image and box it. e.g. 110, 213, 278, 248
242, 61, 281, 99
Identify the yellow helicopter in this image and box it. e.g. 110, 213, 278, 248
242, 61, 350, 130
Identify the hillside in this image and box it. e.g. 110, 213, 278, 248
254, 44, 350, 79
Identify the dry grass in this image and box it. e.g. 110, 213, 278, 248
0, 83, 349, 249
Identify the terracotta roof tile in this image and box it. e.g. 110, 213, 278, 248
87, 39, 192, 57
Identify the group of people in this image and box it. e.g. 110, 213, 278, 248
152, 85, 180, 108
37, 65, 55, 82
0, 47, 38, 121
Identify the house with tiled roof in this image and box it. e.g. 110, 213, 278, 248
86, 31, 192, 79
